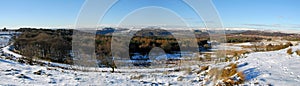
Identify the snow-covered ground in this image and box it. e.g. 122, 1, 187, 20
0, 34, 300, 85
234, 42, 253, 46
0, 55, 203, 85
2, 45, 22, 58
238, 45, 300, 85
0, 35, 11, 48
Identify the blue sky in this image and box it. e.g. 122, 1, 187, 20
0, 0, 299, 30
0, 0, 85, 28
214, 0, 300, 30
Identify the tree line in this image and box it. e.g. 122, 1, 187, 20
13, 28, 73, 64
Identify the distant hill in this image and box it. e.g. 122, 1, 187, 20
230, 30, 294, 37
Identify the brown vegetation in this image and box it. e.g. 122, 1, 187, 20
241, 42, 293, 52
219, 63, 245, 85
200, 65, 209, 72
13, 28, 211, 67
287, 48, 293, 55
227, 36, 263, 43
266, 42, 293, 51
14, 28, 73, 64
206, 63, 245, 85
296, 50, 300, 56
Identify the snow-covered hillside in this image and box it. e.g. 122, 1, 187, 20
0, 55, 205, 85
238, 45, 300, 85
0, 34, 300, 85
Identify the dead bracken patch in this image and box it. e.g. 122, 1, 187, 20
220, 63, 238, 79
204, 63, 245, 85
218, 63, 245, 85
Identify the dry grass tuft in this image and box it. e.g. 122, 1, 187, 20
162, 71, 170, 75
204, 54, 212, 61
287, 48, 293, 55
216, 50, 250, 62
225, 50, 249, 57
200, 66, 209, 71
130, 74, 144, 80
237, 72, 245, 83
220, 63, 237, 79
184, 67, 193, 75
296, 50, 300, 56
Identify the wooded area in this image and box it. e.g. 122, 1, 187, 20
12, 28, 211, 67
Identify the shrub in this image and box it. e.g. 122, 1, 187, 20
17, 58, 26, 64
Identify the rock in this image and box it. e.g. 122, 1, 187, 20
165, 83, 170, 86
194, 76, 201, 82
177, 76, 184, 81
16, 74, 32, 80
150, 83, 159, 86
5, 68, 21, 72
47, 74, 53, 76
5, 72, 19, 75
48, 78, 57, 84
75, 77, 81, 80
33, 70, 46, 75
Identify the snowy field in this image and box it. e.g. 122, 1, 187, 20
0, 34, 300, 85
